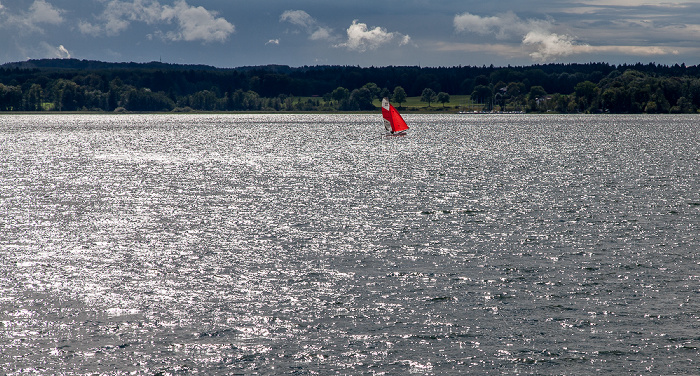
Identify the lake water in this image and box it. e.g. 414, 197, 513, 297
1, 113, 698, 375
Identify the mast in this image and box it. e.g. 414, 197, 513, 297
382, 98, 393, 132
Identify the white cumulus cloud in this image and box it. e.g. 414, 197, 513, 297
81, 0, 234, 43
454, 11, 584, 61
339, 20, 411, 52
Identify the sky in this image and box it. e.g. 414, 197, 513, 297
1, 0, 700, 68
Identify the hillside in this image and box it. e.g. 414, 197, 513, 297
1, 58, 699, 113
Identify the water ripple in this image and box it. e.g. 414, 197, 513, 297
1, 114, 698, 374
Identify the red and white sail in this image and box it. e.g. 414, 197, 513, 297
382, 98, 409, 133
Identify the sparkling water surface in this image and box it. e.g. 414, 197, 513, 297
1, 113, 699, 375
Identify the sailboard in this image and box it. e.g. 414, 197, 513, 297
382, 97, 409, 135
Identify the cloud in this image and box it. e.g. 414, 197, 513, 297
280, 10, 315, 29
280, 10, 333, 41
577, 44, 680, 56
38, 42, 71, 58
82, 0, 234, 43
436, 36, 683, 61
454, 11, 584, 61
266, 39, 280, 45
454, 11, 523, 39
28, 0, 63, 25
433, 41, 520, 56
57, 44, 70, 58
310, 27, 332, 41
338, 20, 411, 52
279, 11, 409, 51
0, 0, 64, 33
78, 20, 102, 35
578, 0, 659, 6
523, 30, 577, 61
163, 1, 235, 42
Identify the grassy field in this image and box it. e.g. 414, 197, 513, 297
372, 95, 487, 112
34, 95, 488, 114
289, 94, 488, 113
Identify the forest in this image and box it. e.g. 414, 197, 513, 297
1, 58, 700, 113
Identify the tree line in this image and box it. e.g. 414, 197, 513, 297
1, 58, 700, 113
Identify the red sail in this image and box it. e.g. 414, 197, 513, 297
389, 104, 408, 132
382, 98, 408, 133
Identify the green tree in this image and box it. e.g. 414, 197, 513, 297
331, 86, 350, 106
671, 97, 694, 113
392, 86, 406, 108
437, 92, 450, 107
50, 79, 82, 111
106, 77, 124, 110
124, 88, 175, 111
322, 92, 332, 104
474, 75, 489, 86
421, 88, 437, 107
688, 79, 700, 108
506, 82, 523, 97
648, 88, 670, 113
0, 84, 22, 111
82, 89, 108, 111
528, 85, 547, 100
380, 87, 390, 100
551, 93, 571, 113
243, 90, 262, 110
363, 82, 381, 100
574, 81, 598, 111
24, 84, 43, 111
190, 90, 219, 110
349, 87, 374, 110
528, 85, 547, 112
281, 95, 294, 111
107, 89, 119, 111
471, 85, 492, 108
644, 100, 659, 113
